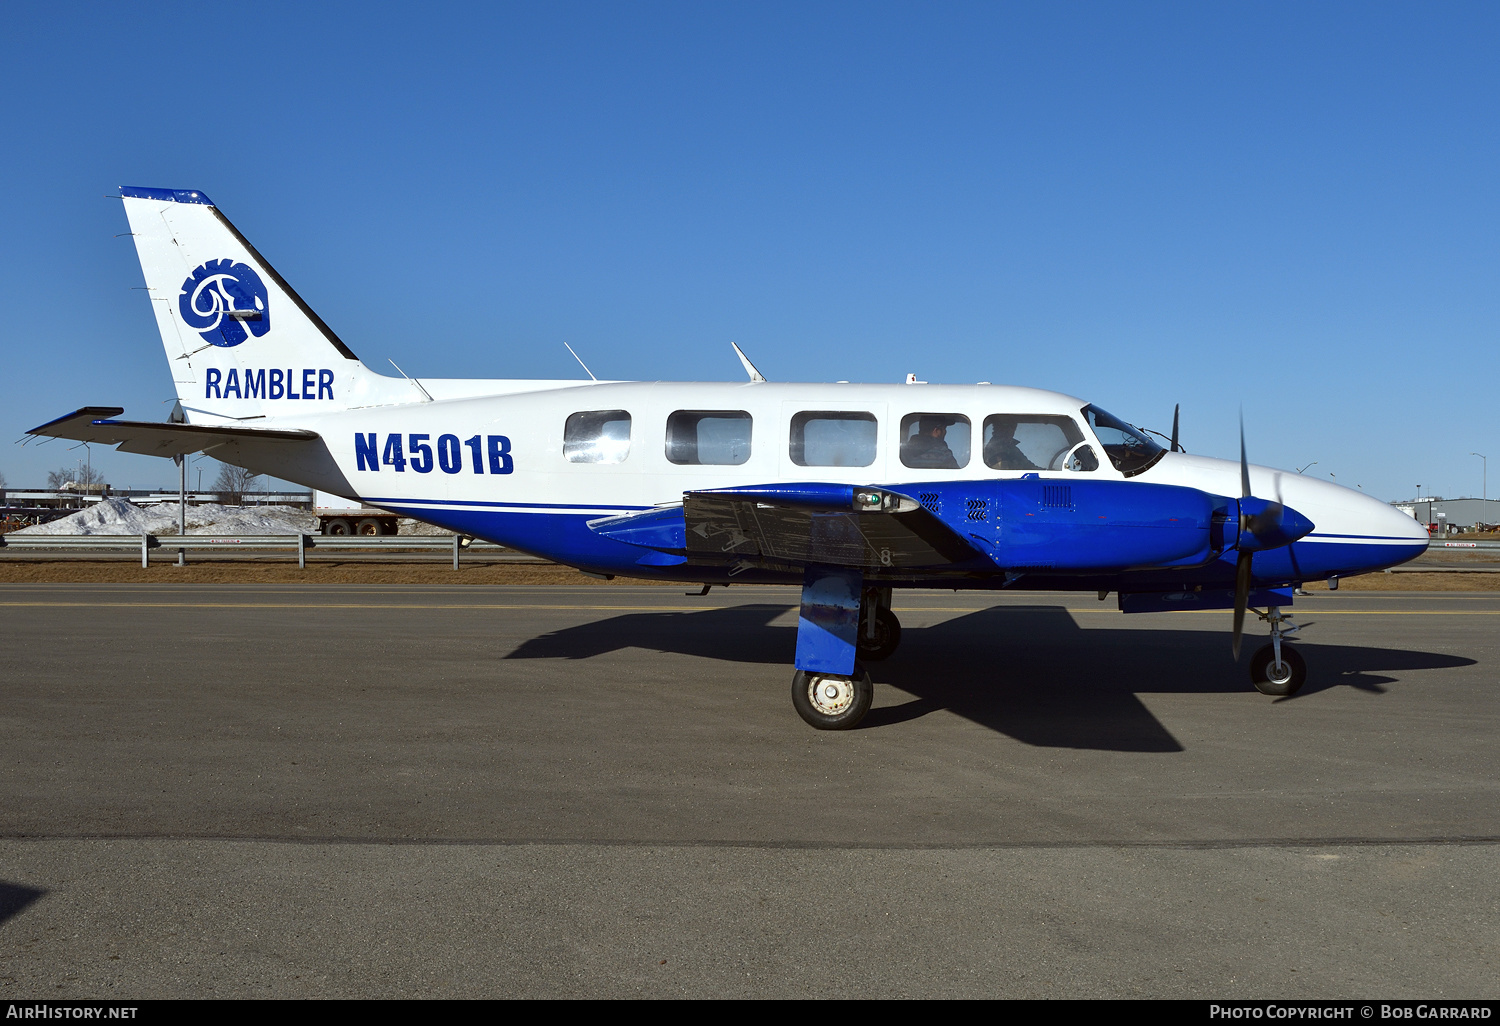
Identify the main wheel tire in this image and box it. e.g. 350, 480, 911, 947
1250, 643, 1306, 697
791, 664, 874, 730
857, 607, 902, 662
356, 517, 383, 536
325, 518, 354, 536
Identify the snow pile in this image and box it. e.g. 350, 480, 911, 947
14, 497, 168, 536
171, 502, 320, 535
15, 497, 319, 536
397, 518, 455, 536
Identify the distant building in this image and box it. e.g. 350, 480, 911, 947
1392, 498, 1500, 531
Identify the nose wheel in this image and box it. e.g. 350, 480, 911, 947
792, 665, 873, 730
1250, 643, 1305, 696
1248, 606, 1306, 696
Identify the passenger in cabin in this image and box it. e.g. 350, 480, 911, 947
983, 422, 1041, 471
901, 417, 960, 469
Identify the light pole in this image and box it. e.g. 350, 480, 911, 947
1297, 461, 1318, 474
1473, 453, 1488, 528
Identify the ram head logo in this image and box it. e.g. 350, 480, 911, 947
178, 259, 270, 347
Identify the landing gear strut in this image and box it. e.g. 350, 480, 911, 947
1249, 606, 1305, 697
857, 587, 901, 662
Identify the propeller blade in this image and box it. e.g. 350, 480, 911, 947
1232, 550, 1253, 659
1170, 404, 1180, 453
1239, 411, 1251, 500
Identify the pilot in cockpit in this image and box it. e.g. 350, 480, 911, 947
902, 416, 960, 469
983, 421, 1041, 471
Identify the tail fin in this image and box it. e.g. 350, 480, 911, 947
120, 187, 402, 420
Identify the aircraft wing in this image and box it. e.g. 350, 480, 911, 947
27, 407, 320, 458
590, 483, 987, 570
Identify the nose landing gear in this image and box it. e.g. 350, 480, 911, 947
1248, 606, 1305, 697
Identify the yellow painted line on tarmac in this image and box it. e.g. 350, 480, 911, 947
890, 607, 1500, 616
0, 601, 720, 611
1, 600, 1497, 616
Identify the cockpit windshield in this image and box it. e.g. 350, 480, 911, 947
1082, 404, 1165, 477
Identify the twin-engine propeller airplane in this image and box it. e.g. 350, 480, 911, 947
30, 187, 1430, 729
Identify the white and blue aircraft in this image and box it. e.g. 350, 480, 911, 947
30, 187, 1430, 729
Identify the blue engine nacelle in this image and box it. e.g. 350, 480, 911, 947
920, 476, 1230, 573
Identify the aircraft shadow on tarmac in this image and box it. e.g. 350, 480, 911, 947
0, 883, 45, 927
505, 605, 1476, 752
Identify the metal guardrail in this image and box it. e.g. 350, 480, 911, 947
0, 533, 520, 570
2, 532, 1494, 571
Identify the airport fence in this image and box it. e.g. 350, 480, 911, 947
0, 533, 538, 569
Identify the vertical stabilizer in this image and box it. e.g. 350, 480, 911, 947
120, 187, 408, 421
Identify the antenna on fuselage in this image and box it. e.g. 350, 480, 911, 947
731, 342, 766, 383
387, 358, 434, 402
563, 342, 598, 381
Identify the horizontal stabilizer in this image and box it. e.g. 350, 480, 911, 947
28, 407, 319, 459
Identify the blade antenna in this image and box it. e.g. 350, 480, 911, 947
731, 342, 766, 383
563, 342, 598, 381
1170, 404, 1181, 452
388, 358, 434, 402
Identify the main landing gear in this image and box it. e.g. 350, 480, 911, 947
1248, 606, 1306, 697
857, 588, 901, 662
790, 571, 899, 730
792, 665, 874, 730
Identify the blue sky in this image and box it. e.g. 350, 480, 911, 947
1, 2, 1496, 501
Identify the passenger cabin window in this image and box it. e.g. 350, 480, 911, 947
1082, 405, 1164, 477
789, 411, 878, 467
564, 410, 632, 464
899, 413, 970, 469
982, 415, 1092, 472
666, 410, 752, 465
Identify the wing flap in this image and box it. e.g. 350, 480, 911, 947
680, 486, 984, 570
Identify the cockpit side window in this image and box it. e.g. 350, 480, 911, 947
982, 415, 1087, 471
1082, 404, 1165, 477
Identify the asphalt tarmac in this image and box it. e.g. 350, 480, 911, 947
1, 584, 1496, 998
